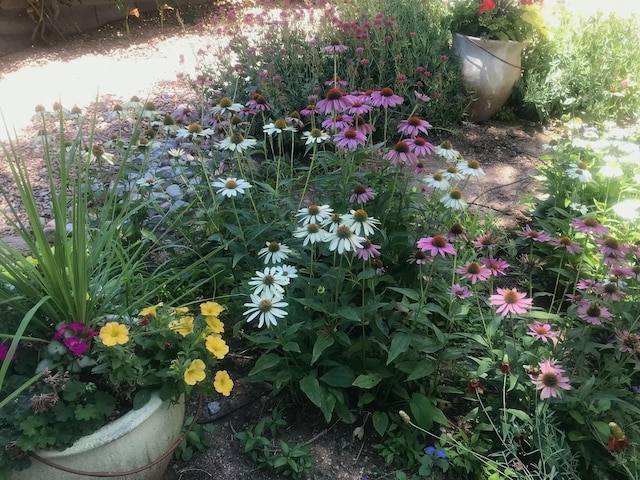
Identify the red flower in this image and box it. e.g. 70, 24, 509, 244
479, 0, 496, 12
607, 422, 632, 452
466, 379, 487, 394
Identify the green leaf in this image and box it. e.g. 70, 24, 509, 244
311, 333, 335, 365
406, 361, 436, 381
386, 332, 412, 365
320, 366, 355, 388
299, 374, 323, 408
408, 393, 449, 431
387, 287, 420, 302
352, 373, 382, 389
133, 389, 152, 410
506, 408, 531, 422
249, 353, 281, 375
75, 404, 98, 421
372, 411, 389, 437
593, 421, 610, 438
568, 410, 585, 425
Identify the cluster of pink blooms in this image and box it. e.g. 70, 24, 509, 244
53, 322, 98, 356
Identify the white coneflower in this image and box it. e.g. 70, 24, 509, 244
243, 292, 288, 328
327, 225, 365, 254
211, 177, 252, 198
440, 165, 464, 182
302, 128, 331, 145
212, 96, 243, 115
248, 267, 289, 296
434, 140, 460, 163
167, 148, 185, 159
263, 118, 290, 136
275, 264, 298, 279
566, 162, 592, 183
177, 123, 214, 141
135, 173, 159, 188
258, 241, 292, 265
217, 133, 258, 152
293, 222, 330, 246
342, 209, 380, 237
440, 189, 467, 211
297, 204, 333, 225
457, 159, 485, 178
124, 96, 143, 110
422, 172, 450, 191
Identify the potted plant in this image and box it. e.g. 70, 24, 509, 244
449, 0, 545, 121
0, 112, 233, 479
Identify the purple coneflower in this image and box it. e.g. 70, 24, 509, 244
407, 250, 431, 265
596, 236, 628, 258
384, 141, 418, 166
316, 88, 353, 114
405, 137, 435, 156
616, 329, 640, 355
355, 239, 381, 260
551, 236, 582, 254
369, 87, 404, 109
489, 288, 532, 316
517, 225, 552, 243
455, 261, 491, 284
417, 235, 456, 257
398, 116, 432, 137
598, 281, 626, 302
350, 184, 376, 204
321, 38, 349, 54
527, 322, 558, 344
571, 216, 609, 235
334, 128, 366, 149
480, 256, 510, 276
577, 301, 613, 325
448, 284, 473, 299
348, 101, 373, 116
472, 232, 499, 250
532, 359, 572, 400
245, 93, 272, 113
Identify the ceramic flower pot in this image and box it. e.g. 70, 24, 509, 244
11, 393, 185, 480
452, 33, 527, 122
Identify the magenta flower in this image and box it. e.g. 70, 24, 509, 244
414, 91, 431, 103
576, 278, 599, 292
413, 162, 429, 175
448, 284, 473, 299
517, 225, 552, 242
321, 114, 353, 130
348, 101, 373, 116
369, 87, 404, 109
445, 223, 468, 242
398, 116, 432, 137
384, 141, 418, 166
350, 184, 376, 204
417, 235, 456, 257
334, 128, 366, 149
321, 41, 349, 54
407, 250, 431, 265
609, 264, 633, 278
64, 336, 89, 356
471, 232, 499, 250
352, 115, 374, 135
405, 137, 435, 156
455, 261, 491, 284
489, 288, 533, 316
571, 216, 609, 235
596, 236, 628, 258
245, 93, 272, 113
355, 239, 381, 260
577, 301, 613, 325
597, 282, 626, 302
532, 359, 572, 400
316, 88, 353, 114
551, 236, 582, 254
0, 341, 17, 361
616, 329, 640, 354
527, 322, 558, 344
480, 256, 510, 276
300, 104, 319, 116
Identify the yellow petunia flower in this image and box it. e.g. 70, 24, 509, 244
205, 315, 224, 334
139, 302, 164, 318
205, 334, 229, 359
184, 359, 206, 385
169, 316, 194, 336
214, 370, 233, 396
170, 306, 190, 315
200, 301, 224, 317
99, 322, 129, 346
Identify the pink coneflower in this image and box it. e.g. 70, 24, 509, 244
609, 264, 633, 278
571, 217, 609, 235
405, 137, 435, 156
245, 93, 272, 113
532, 359, 572, 400
334, 128, 366, 149
348, 101, 373, 116
321, 38, 349, 54
398, 116, 432, 137
324, 76, 348, 88
352, 115, 374, 135
448, 284, 473, 299
445, 222, 468, 242
350, 184, 376, 203
598, 281, 626, 302
417, 235, 456, 257
472, 232, 499, 250
456, 261, 491, 284
551, 236, 582, 254
616, 329, 640, 354
322, 114, 353, 130
517, 225, 552, 243
596, 236, 628, 258
300, 104, 319, 116
369, 87, 404, 109
413, 161, 429, 175
316, 88, 354, 114
414, 91, 431, 103
384, 141, 418, 166
480, 256, 510, 276
577, 301, 613, 325
355, 238, 381, 260
489, 288, 532, 316
527, 322, 558, 344
576, 278, 599, 292
407, 249, 431, 265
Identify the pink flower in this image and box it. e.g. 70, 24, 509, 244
300, 104, 319, 116
316, 88, 354, 114
551, 236, 582, 254
597, 282, 626, 302
517, 225, 552, 242
64, 336, 89, 356
455, 261, 491, 284
352, 115, 374, 135
334, 128, 366, 149
407, 249, 431, 265
576, 278, 599, 292
348, 101, 373, 116
245, 93, 272, 113
480, 256, 510, 276
532, 359, 572, 400
577, 301, 613, 325
0, 341, 17, 361
527, 322, 558, 344
616, 329, 640, 354
489, 288, 532, 316
370, 87, 404, 109
350, 184, 376, 203
571, 217, 609, 235
398, 116, 432, 137
405, 137, 435, 156
384, 141, 418, 166
414, 91, 431, 103
322, 114, 353, 131
448, 284, 473, 299
355, 239, 381, 260
417, 235, 456, 257
413, 162, 429, 175
596, 236, 628, 258
472, 232, 499, 250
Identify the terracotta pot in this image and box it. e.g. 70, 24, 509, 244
12, 393, 185, 480
452, 33, 526, 122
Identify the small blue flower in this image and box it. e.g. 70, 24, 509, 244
425, 446, 436, 455
436, 449, 447, 459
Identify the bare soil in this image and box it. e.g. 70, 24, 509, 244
0, 8, 549, 480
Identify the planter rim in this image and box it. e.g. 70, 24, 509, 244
38, 393, 167, 459
454, 33, 527, 45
